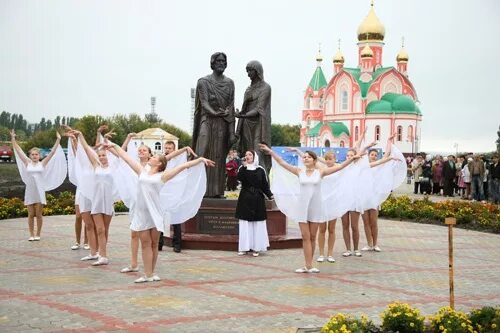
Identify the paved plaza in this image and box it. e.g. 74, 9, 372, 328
0, 213, 499, 333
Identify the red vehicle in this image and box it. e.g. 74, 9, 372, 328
0, 145, 13, 162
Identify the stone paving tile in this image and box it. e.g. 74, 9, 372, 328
208, 276, 417, 309
0, 215, 499, 333
0, 299, 101, 332
46, 285, 275, 325
149, 313, 324, 333
1, 265, 134, 294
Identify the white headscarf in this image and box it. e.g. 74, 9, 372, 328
246, 151, 259, 171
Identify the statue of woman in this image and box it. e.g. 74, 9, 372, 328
235, 61, 272, 174
192, 52, 236, 198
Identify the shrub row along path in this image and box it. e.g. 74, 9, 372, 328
0, 214, 499, 333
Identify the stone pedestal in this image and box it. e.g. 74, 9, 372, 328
163, 198, 302, 250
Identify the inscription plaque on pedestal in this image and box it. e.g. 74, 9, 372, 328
198, 213, 239, 235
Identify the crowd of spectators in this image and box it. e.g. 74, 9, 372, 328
408, 153, 499, 204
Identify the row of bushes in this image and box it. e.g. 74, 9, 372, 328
1, 193, 499, 235
0, 191, 128, 220
323, 302, 499, 333
380, 195, 500, 233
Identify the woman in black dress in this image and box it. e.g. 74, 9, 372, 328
235, 150, 274, 257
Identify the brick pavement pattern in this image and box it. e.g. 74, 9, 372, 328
0, 214, 499, 332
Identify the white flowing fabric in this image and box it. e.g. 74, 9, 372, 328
321, 165, 357, 220
74, 140, 96, 203
271, 157, 363, 222
130, 171, 165, 232
270, 158, 302, 222
161, 162, 206, 226
126, 140, 140, 162
67, 140, 78, 186
74, 139, 119, 215
14, 145, 67, 205
354, 156, 378, 212
112, 153, 207, 232
238, 220, 269, 252
371, 144, 407, 206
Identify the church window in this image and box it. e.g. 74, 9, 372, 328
408, 125, 414, 141
397, 126, 403, 141
354, 126, 359, 142
375, 126, 381, 141
327, 95, 334, 114
155, 142, 161, 151
341, 90, 348, 110
339, 141, 345, 147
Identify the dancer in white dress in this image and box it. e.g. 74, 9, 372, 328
65, 131, 88, 250
11, 129, 67, 241
109, 143, 214, 283
361, 133, 406, 252
120, 137, 151, 274
73, 130, 118, 266
316, 152, 338, 263
339, 129, 377, 258
259, 143, 360, 273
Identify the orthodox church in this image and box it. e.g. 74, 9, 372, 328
300, 2, 422, 154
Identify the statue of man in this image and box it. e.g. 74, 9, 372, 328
192, 52, 236, 198
235, 60, 272, 174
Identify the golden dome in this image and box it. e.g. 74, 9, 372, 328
397, 47, 409, 62
333, 50, 344, 63
360, 44, 373, 58
357, 2, 385, 41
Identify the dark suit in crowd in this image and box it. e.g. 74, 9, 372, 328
442, 159, 456, 196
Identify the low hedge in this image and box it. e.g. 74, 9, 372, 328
1, 193, 499, 235
0, 191, 128, 220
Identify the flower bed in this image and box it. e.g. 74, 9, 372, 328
321, 304, 500, 333
0, 191, 128, 220
380, 195, 500, 234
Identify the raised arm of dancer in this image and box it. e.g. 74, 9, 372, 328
121, 132, 136, 151
370, 155, 401, 168
383, 133, 396, 158
65, 133, 78, 154
354, 128, 367, 152
10, 129, 29, 166
288, 147, 328, 165
259, 143, 300, 176
74, 131, 99, 168
165, 146, 197, 161
320, 154, 361, 177
95, 125, 108, 146
359, 141, 377, 156
369, 133, 398, 168
106, 142, 142, 175
161, 157, 215, 183
42, 131, 62, 167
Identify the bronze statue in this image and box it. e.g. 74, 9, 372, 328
192, 52, 236, 198
235, 60, 272, 174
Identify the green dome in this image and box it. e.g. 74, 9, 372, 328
366, 93, 422, 115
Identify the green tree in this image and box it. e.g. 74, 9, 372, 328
0, 111, 10, 128
271, 124, 300, 146
0, 126, 10, 141
74, 115, 106, 144
23, 128, 67, 150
